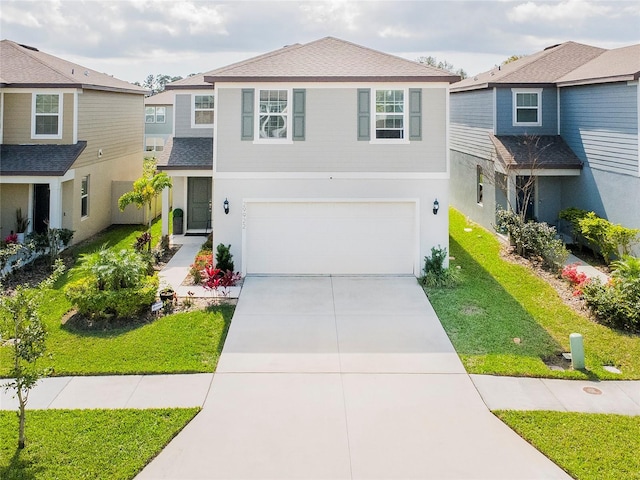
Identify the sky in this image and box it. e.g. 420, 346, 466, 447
1, 0, 639, 84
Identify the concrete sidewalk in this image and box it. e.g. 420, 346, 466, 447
2, 372, 639, 415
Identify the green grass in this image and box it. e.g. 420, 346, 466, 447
495, 411, 640, 480
1, 221, 234, 377
425, 208, 640, 379
0, 408, 199, 480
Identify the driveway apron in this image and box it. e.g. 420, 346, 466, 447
137, 276, 570, 480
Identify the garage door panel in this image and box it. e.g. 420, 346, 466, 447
245, 202, 416, 275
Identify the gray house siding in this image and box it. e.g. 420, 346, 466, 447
560, 82, 638, 176
450, 89, 494, 160
215, 87, 448, 173
175, 94, 214, 138
145, 105, 173, 136
496, 87, 558, 136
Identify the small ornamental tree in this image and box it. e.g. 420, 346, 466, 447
118, 171, 172, 250
0, 259, 64, 449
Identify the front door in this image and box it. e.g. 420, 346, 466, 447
187, 177, 212, 230
33, 184, 50, 233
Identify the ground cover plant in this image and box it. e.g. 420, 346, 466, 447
0, 220, 233, 376
495, 411, 640, 480
424, 209, 640, 379
0, 408, 199, 480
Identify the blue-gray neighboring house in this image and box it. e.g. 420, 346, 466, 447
144, 89, 174, 156
450, 41, 639, 249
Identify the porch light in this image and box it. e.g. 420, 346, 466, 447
223, 198, 230, 215
433, 199, 440, 215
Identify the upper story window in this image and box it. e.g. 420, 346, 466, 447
32, 93, 63, 139
512, 88, 542, 126
145, 106, 166, 123
375, 89, 405, 139
81, 175, 89, 218
258, 90, 288, 139
193, 95, 214, 127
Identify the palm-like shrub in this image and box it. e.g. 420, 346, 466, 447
65, 247, 157, 320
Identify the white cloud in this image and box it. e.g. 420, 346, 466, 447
379, 26, 413, 39
299, 0, 362, 31
508, 0, 612, 23
168, 1, 228, 35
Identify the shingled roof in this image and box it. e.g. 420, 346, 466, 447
156, 138, 213, 170
0, 142, 87, 176
145, 89, 175, 105
490, 135, 582, 171
557, 44, 640, 86
203, 37, 460, 83
451, 42, 606, 92
0, 40, 146, 94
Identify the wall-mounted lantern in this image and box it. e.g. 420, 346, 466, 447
433, 199, 440, 215
223, 198, 230, 215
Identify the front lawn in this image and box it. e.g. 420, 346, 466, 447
0, 222, 233, 377
495, 411, 640, 480
0, 408, 198, 480
425, 209, 640, 379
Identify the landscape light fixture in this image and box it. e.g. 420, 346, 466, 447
223, 198, 230, 215
433, 199, 440, 215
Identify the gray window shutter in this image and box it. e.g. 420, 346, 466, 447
409, 88, 422, 141
292, 89, 305, 141
241, 89, 254, 140
357, 88, 370, 141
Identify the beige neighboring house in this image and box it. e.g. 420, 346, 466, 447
0, 40, 147, 244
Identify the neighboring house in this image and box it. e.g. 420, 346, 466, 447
449, 41, 640, 244
156, 74, 214, 233
0, 40, 147, 244
144, 89, 174, 157
162, 36, 458, 275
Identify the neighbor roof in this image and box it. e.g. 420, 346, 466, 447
145, 90, 175, 105
204, 37, 460, 83
0, 40, 146, 94
156, 137, 213, 170
0, 141, 87, 176
451, 42, 606, 92
490, 135, 583, 171
556, 44, 640, 86
164, 73, 212, 90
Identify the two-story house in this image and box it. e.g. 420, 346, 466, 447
0, 40, 147, 243
450, 41, 639, 244
156, 74, 214, 234
177, 36, 457, 275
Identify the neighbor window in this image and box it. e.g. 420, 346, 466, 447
258, 90, 288, 139
145, 137, 164, 152
81, 175, 89, 218
477, 165, 484, 205
32, 93, 62, 138
193, 95, 214, 126
375, 89, 405, 139
145, 106, 166, 123
512, 89, 542, 126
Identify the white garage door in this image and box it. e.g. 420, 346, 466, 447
244, 201, 417, 275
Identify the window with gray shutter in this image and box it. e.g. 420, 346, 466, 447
409, 88, 422, 141
241, 89, 254, 140
292, 89, 305, 141
357, 88, 370, 141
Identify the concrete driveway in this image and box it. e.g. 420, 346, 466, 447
137, 276, 570, 479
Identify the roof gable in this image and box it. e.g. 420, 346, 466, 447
557, 44, 640, 86
0, 40, 146, 94
204, 37, 459, 83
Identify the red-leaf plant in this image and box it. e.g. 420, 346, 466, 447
561, 263, 590, 296
201, 265, 241, 296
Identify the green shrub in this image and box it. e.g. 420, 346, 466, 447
201, 234, 213, 251
582, 277, 640, 332
419, 246, 459, 288
190, 251, 212, 284
558, 207, 589, 244
77, 247, 149, 290
215, 243, 234, 272
65, 275, 158, 319
576, 212, 639, 264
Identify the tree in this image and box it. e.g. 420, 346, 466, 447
502, 55, 524, 65
141, 74, 184, 94
0, 260, 64, 449
416, 55, 467, 79
118, 172, 172, 249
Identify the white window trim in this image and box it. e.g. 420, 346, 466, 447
253, 88, 293, 144
31, 92, 63, 139
477, 165, 484, 206
155, 106, 166, 123
370, 87, 410, 144
81, 175, 89, 219
512, 88, 542, 127
145, 106, 156, 123
191, 94, 214, 128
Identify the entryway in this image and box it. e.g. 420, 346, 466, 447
187, 177, 211, 231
